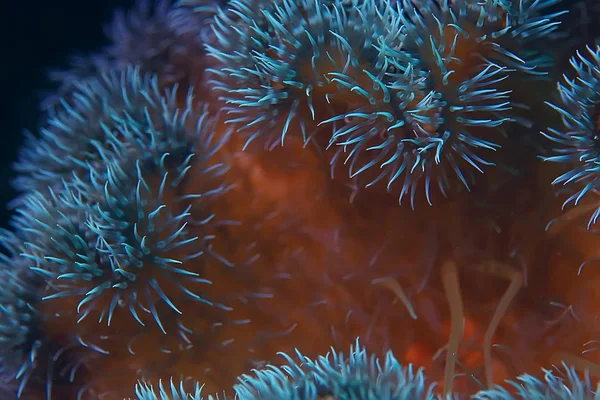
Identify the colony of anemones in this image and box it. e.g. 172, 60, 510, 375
3, 0, 600, 399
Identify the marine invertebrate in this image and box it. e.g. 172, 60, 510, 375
132, 341, 440, 399
15, 66, 185, 196
19, 164, 212, 335
134, 380, 206, 400
207, 0, 508, 205
473, 365, 600, 400
207, 0, 403, 148
346, 0, 568, 205
283, 340, 438, 399
322, 14, 509, 206
7, 0, 600, 399
0, 236, 43, 398
542, 45, 600, 227
9, 65, 237, 398
0, 230, 87, 400
131, 345, 600, 400
208, 0, 568, 207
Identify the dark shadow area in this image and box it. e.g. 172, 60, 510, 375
1, 0, 134, 228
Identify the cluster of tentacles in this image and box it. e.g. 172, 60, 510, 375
5, 0, 600, 398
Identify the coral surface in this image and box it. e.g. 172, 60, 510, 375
4, 0, 600, 399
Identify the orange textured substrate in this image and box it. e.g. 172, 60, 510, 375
33, 90, 600, 398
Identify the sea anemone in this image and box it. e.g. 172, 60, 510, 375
473, 365, 600, 400
7, 0, 600, 399
324, 2, 512, 206
9, 65, 237, 397
342, 0, 568, 206
208, 0, 510, 206
16, 66, 183, 196
542, 45, 600, 227
130, 344, 600, 400
132, 340, 440, 399
320, 0, 566, 206
16, 165, 213, 336
134, 380, 207, 400
207, 0, 405, 149
0, 237, 43, 398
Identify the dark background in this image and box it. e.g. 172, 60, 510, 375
1, 0, 135, 228
1, 0, 598, 229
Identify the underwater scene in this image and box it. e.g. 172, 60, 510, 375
4, 0, 600, 398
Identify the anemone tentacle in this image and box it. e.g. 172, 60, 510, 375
542, 45, 600, 227
207, 0, 402, 148
16, 156, 226, 337
15, 66, 189, 198
134, 379, 208, 400
472, 364, 600, 400
170, 0, 229, 44
132, 340, 441, 399
0, 252, 44, 398
79, 157, 218, 333
401, 0, 566, 75
320, 0, 518, 206
15, 77, 232, 334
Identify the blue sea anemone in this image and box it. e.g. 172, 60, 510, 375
13, 65, 233, 335
15, 66, 195, 200
472, 364, 600, 400
132, 340, 440, 399
541, 45, 600, 227
207, 0, 403, 148
319, 1, 512, 206
16, 122, 227, 338
276, 340, 438, 399
321, 0, 566, 207
80, 157, 216, 333
431, 0, 567, 74
13, 186, 124, 326
0, 232, 45, 398
7, 57, 237, 397
134, 379, 207, 400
